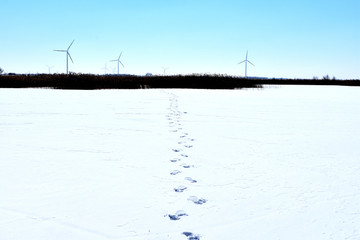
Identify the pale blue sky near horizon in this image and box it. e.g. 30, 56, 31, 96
1, 0, 359, 79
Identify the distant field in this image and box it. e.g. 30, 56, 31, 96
0, 74, 359, 89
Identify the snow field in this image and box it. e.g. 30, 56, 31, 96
1, 86, 360, 239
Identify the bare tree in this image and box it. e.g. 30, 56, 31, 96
0, 67, 3, 74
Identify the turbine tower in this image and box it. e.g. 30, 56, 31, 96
101, 63, 109, 75
162, 67, 169, 75
111, 52, 124, 75
238, 50, 254, 78
54, 40, 75, 74
46, 65, 54, 74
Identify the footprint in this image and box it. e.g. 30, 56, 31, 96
188, 196, 207, 205
174, 186, 187, 192
185, 177, 197, 183
182, 232, 200, 240
168, 210, 188, 221
168, 215, 180, 220
172, 149, 182, 153
180, 154, 189, 158
184, 145, 193, 148
170, 158, 181, 163
181, 164, 191, 169
170, 170, 181, 175
183, 232, 193, 237
180, 133, 189, 138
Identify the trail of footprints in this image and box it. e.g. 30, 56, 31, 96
165, 93, 206, 240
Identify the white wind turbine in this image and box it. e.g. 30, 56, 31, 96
46, 65, 54, 74
111, 52, 124, 75
238, 50, 254, 78
101, 63, 109, 75
54, 40, 75, 74
162, 67, 169, 75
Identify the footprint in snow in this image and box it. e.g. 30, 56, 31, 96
188, 196, 207, 205
174, 186, 187, 192
184, 145, 193, 148
181, 164, 191, 169
180, 154, 189, 158
170, 158, 181, 163
172, 148, 182, 153
170, 170, 181, 175
180, 133, 189, 138
185, 177, 197, 183
182, 232, 200, 240
168, 210, 188, 221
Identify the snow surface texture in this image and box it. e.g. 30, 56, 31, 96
1, 86, 360, 240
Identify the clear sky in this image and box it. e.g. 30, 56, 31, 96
1, 0, 359, 79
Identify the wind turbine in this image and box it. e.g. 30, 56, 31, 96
238, 50, 254, 78
46, 65, 54, 74
111, 52, 124, 75
101, 63, 109, 75
54, 40, 75, 74
162, 67, 169, 75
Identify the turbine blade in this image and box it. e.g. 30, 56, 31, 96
68, 53, 74, 63
68, 40, 75, 50
238, 60, 246, 64
248, 60, 255, 66
120, 61, 124, 67
54, 50, 66, 52
119, 52, 122, 59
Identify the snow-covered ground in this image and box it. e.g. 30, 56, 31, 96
1, 86, 360, 240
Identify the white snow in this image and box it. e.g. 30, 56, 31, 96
1, 86, 360, 240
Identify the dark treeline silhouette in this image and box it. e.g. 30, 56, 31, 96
255, 78, 360, 87
0, 73, 359, 90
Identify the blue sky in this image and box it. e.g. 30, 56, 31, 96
1, 0, 359, 78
